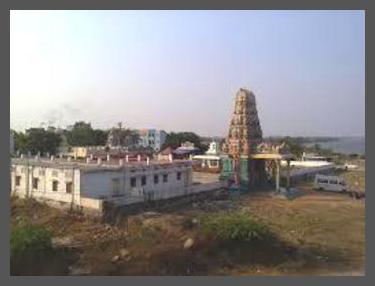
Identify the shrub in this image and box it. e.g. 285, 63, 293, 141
11, 221, 52, 262
200, 211, 273, 242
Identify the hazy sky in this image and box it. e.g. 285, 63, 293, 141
10, 10, 365, 137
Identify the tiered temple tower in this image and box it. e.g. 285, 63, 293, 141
220, 88, 266, 190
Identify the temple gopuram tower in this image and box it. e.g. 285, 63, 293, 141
220, 88, 267, 191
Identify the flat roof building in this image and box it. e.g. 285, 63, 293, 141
10, 156, 193, 214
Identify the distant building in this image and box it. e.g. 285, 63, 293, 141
205, 141, 220, 155
64, 145, 156, 165
280, 152, 334, 168
301, 152, 333, 162
137, 129, 167, 152
174, 142, 200, 159
68, 146, 106, 159
157, 146, 175, 161
157, 142, 200, 161
192, 141, 221, 172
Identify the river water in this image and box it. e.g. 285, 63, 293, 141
304, 137, 365, 155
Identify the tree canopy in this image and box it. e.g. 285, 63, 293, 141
66, 121, 95, 146
265, 136, 304, 158
12, 123, 210, 155
161, 132, 208, 152
14, 128, 62, 155
13, 121, 108, 155
107, 122, 139, 148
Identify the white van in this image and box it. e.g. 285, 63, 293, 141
314, 174, 347, 193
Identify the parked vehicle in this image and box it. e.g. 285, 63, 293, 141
344, 162, 358, 170
314, 174, 347, 193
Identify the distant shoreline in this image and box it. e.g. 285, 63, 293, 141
303, 137, 365, 155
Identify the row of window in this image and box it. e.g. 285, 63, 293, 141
129, 171, 182, 188
317, 179, 345, 186
18, 168, 72, 178
15, 171, 183, 194
111, 172, 182, 196
15, 176, 73, 193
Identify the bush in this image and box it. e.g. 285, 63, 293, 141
11, 221, 52, 262
200, 211, 273, 242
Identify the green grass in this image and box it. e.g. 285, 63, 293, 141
11, 220, 52, 262
200, 211, 273, 242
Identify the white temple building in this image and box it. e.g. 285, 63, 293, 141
192, 141, 221, 171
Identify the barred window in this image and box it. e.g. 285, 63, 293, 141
52, 180, 59, 191
32, 178, 39, 189
15, 176, 21, 186
141, 176, 147, 186
66, 182, 73, 194
163, 174, 168, 183
131, 177, 137, 188
154, 174, 159, 184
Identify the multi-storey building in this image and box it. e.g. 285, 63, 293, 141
137, 129, 167, 152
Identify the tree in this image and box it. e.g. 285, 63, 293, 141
306, 143, 334, 157
107, 122, 140, 148
161, 132, 206, 152
126, 130, 140, 148
26, 128, 61, 155
14, 131, 29, 154
283, 136, 304, 158
93, 129, 109, 146
13, 128, 61, 155
66, 121, 96, 146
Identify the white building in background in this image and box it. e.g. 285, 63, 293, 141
205, 141, 220, 155
137, 129, 167, 152
10, 157, 193, 214
281, 152, 334, 168
192, 141, 221, 170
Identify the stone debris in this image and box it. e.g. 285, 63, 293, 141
119, 248, 130, 258
316, 255, 329, 262
143, 211, 161, 218
51, 236, 75, 248
183, 238, 194, 250
191, 218, 199, 225
68, 265, 91, 275
111, 255, 120, 263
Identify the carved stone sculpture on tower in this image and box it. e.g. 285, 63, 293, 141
220, 87, 266, 190
223, 88, 263, 156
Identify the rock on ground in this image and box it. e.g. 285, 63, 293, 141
119, 248, 130, 258
183, 238, 194, 250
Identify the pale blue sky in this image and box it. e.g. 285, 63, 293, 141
10, 10, 365, 137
